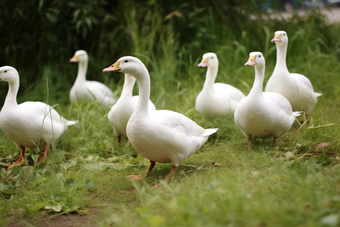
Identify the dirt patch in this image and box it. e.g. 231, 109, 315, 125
8, 208, 100, 227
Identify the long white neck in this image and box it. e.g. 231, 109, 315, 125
75, 60, 88, 84
202, 66, 218, 92
273, 42, 289, 74
248, 65, 265, 98
121, 75, 136, 99
2, 78, 19, 110
133, 67, 151, 116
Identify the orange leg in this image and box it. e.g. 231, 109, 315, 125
7, 146, 26, 170
116, 136, 121, 148
145, 160, 156, 177
272, 137, 278, 147
127, 160, 156, 181
151, 165, 179, 189
247, 135, 252, 150
38, 145, 50, 163
299, 114, 308, 129
166, 165, 179, 182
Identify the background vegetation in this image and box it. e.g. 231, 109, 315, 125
1, 0, 340, 226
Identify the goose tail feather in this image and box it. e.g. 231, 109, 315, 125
66, 120, 78, 126
293, 111, 303, 117
203, 128, 218, 136
315, 92, 322, 97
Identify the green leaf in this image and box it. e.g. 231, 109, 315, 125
77, 209, 89, 215
45, 10, 58, 23
304, 123, 335, 130
85, 17, 92, 30
56, 173, 64, 181
73, 9, 81, 19
52, 203, 63, 212
64, 178, 76, 186
63, 205, 80, 212
76, 21, 82, 33
31, 154, 39, 164
61, 160, 77, 170
34, 202, 47, 211
84, 162, 126, 172
38, 0, 44, 11
1, 167, 7, 176
53, 194, 61, 200
85, 180, 95, 188
331, 195, 340, 202
44, 170, 51, 177
0, 181, 17, 195
45, 201, 65, 213
11, 166, 22, 174
320, 214, 339, 227
44, 203, 53, 210
318, 154, 332, 165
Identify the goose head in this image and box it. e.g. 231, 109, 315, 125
244, 52, 265, 68
0, 66, 19, 83
271, 31, 288, 44
198, 52, 218, 68
102, 56, 146, 80
70, 50, 88, 63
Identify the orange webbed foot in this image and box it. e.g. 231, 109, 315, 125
7, 146, 26, 170
126, 175, 146, 182
7, 159, 25, 170
37, 145, 49, 163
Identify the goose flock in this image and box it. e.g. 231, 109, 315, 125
0, 31, 321, 182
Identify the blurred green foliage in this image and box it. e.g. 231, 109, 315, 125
0, 0, 122, 75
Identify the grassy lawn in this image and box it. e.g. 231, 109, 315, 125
1, 4, 340, 227
1, 97, 340, 227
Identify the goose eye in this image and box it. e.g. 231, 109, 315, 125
211, 57, 213, 59
283, 34, 286, 36
4, 70, 7, 73
125, 60, 128, 63
259, 55, 261, 58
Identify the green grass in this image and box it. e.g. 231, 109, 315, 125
1, 6, 340, 227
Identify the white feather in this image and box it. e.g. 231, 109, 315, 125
196, 52, 245, 118
265, 31, 321, 114
0, 66, 77, 149
70, 50, 116, 107
103, 56, 218, 168
234, 52, 297, 142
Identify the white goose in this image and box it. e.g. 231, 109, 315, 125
103, 56, 217, 182
196, 52, 245, 118
107, 74, 156, 146
70, 50, 116, 107
234, 52, 300, 149
0, 66, 77, 170
265, 31, 321, 121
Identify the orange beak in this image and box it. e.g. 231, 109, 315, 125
102, 61, 121, 73
70, 54, 79, 62
271, 33, 282, 43
244, 55, 256, 66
